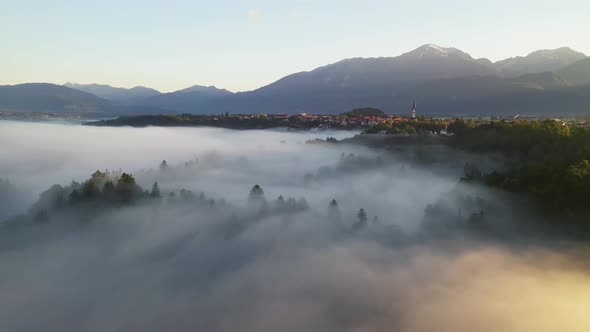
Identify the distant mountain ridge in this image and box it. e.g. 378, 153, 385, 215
136, 85, 233, 111
174, 85, 232, 95
0, 83, 173, 115
206, 44, 589, 115
64, 83, 161, 103
0, 83, 111, 113
495, 47, 587, 77
556, 58, 590, 86
4, 44, 590, 116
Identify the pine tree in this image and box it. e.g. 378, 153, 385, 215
81, 180, 100, 200
357, 208, 367, 222
328, 199, 342, 221
102, 181, 115, 203
160, 160, 168, 171
150, 182, 161, 198
115, 173, 139, 204
352, 208, 368, 231
69, 189, 81, 205
249, 185, 265, 201
276, 195, 285, 208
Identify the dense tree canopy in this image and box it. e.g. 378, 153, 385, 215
249, 185, 265, 201
450, 119, 590, 214
342, 107, 385, 117
365, 118, 448, 135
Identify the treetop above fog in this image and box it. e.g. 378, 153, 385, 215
342, 107, 385, 117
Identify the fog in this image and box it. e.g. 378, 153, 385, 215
1, 121, 588, 332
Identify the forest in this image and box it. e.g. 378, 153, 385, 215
362, 118, 590, 219
448, 119, 590, 215
4, 164, 374, 241
86, 113, 348, 129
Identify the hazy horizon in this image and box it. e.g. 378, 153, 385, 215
2, 0, 589, 92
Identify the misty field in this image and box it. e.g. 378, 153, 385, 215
1, 121, 590, 332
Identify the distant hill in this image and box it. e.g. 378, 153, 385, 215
64, 83, 161, 103
62, 83, 233, 113
342, 108, 385, 117
0, 83, 112, 113
0, 83, 176, 116
173, 85, 232, 95
137, 85, 233, 112
557, 58, 590, 86
495, 47, 587, 77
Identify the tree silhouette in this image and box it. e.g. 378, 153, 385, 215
81, 180, 100, 200
102, 181, 116, 203
31, 184, 65, 213
328, 199, 342, 224
90, 170, 107, 186
180, 188, 195, 201
115, 173, 140, 204
150, 182, 161, 198
352, 208, 368, 231
249, 185, 265, 201
69, 189, 81, 205
357, 208, 367, 221
160, 160, 168, 171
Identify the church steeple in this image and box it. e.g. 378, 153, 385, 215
411, 99, 416, 119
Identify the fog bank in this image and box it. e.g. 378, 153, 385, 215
0, 121, 587, 331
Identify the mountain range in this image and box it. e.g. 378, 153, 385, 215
2, 44, 589, 116
63, 83, 161, 103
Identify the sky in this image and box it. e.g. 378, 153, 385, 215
1, 0, 589, 92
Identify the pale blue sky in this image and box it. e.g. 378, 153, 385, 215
1, 0, 589, 92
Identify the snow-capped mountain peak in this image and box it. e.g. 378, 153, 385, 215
403, 44, 474, 61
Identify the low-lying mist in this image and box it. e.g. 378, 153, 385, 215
1, 121, 588, 332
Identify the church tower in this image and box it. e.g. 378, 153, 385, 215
411, 100, 416, 119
